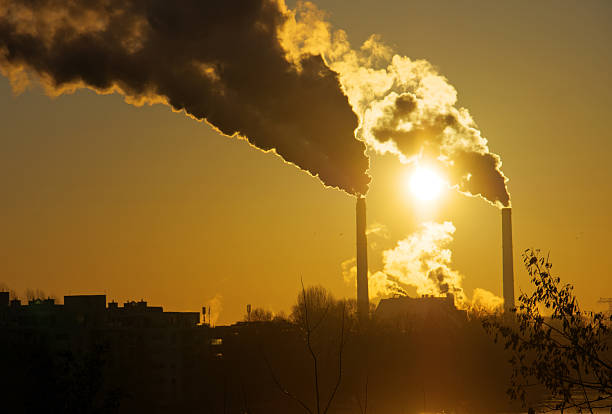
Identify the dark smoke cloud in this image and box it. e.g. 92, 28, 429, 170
449, 150, 509, 207
0, 0, 370, 195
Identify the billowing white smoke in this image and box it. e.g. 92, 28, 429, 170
472, 288, 504, 312
342, 222, 503, 311
378, 221, 464, 299
280, 2, 510, 207
206, 293, 223, 326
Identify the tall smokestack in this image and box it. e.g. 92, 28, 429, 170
502, 208, 515, 312
356, 196, 369, 322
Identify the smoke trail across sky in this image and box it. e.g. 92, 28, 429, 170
0, 0, 511, 205
0, 0, 369, 195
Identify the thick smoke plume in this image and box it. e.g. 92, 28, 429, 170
281, 3, 510, 206
0, 0, 370, 195
342, 222, 503, 311
1, 0, 510, 204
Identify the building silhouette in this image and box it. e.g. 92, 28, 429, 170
0, 294, 216, 413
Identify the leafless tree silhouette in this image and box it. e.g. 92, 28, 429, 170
265, 281, 346, 414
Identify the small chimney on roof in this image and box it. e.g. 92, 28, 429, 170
356, 196, 369, 322
502, 207, 515, 312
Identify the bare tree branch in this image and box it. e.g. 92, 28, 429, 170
263, 353, 314, 414
323, 302, 345, 414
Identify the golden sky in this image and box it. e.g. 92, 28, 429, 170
1, 0, 611, 323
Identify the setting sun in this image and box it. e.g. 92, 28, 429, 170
408, 166, 445, 201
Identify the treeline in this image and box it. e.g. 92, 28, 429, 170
0, 283, 59, 303
205, 285, 513, 414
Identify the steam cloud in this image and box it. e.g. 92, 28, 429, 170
342, 222, 503, 311
281, 3, 510, 206
0, 0, 370, 195
206, 293, 223, 326
377, 222, 464, 300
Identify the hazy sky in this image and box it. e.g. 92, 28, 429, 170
1, 0, 611, 323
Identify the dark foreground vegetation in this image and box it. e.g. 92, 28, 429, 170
0, 250, 609, 414
484, 249, 612, 413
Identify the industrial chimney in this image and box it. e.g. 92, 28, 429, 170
502, 207, 515, 312
356, 196, 369, 322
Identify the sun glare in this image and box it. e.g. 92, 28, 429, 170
408, 167, 445, 201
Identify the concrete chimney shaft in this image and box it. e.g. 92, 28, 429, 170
502, 207, 515, 312
356, 196, 369, 322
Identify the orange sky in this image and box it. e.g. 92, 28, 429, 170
1, 0, 611, 323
